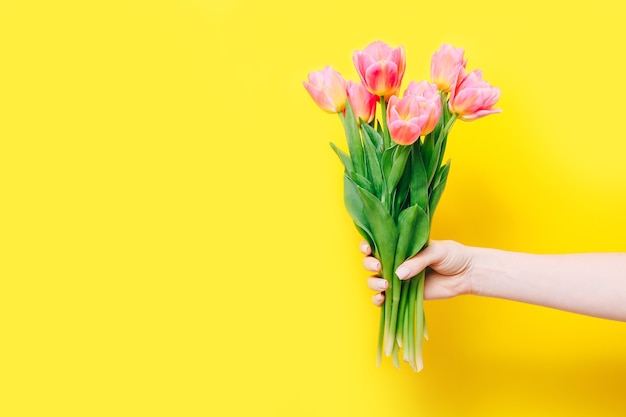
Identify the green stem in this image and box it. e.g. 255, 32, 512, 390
426, 113, 458, 187
382, 259, 394, 359
376, 304, 385, 367
415, 270, 426, 372
339, 102, 366, 177
379, 96, 391, 149
444, 113, 457, 134
385, 251, 405, 355
396, 280, 409, 347
439, 90, 449, 124
437, 113, 458, 144
385, 270, 402, 356
392, 337, 400, 369
402, 301, 410, 362
406, 275, 418, 370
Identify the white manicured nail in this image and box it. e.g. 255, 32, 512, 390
396, 266, 410, 280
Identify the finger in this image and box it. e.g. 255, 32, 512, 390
372, 292, 385, 307
359, 241, 372, 255
362, 256, 381, 273
367, 277, 388, 292
395, 242, 444, 280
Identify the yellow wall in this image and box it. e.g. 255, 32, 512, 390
2, 0, 626, 416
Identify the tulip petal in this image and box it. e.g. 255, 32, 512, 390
353, 52, 376, 85
459, 107, 502, 121
365, 40, 393, 61
388, 119, 422, 145
449, 69, 501, 121
365, 61, 399, 97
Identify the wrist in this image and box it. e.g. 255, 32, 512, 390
464, 245, 482, 296
467, 245, 532, 300
465, 245, 505, 297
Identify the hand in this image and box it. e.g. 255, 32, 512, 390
361, 240, 475, 306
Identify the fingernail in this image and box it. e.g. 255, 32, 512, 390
396, 266, 409, 280
380, 280, 388, 290
360, 242, 370, 253
373, 261, 381, 271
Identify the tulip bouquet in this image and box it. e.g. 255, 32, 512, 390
304, 41, 501, 371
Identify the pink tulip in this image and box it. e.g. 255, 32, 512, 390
303, 66, 347, 113
353, 41, 406, 98
430, 44, 466, 93
386, 92, 441, 145
403, 80, 440, 100
346, 81, 378, 124
449, 69, 501, 121
402, 80, 441, 134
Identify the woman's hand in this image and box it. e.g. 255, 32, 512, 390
361, 240, 476, 306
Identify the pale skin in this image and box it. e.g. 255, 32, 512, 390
362, 240, 626, 322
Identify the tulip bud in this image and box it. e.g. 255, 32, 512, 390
346, 81, 378, 124
387, 92, 441, 145
430, 44, 466, 93
353, 41, 406, 98
449, 70, 502, 121
303, 66, 347, 113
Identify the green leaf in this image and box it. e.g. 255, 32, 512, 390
381, 146, 395, 189
422, 132, 435, 178
429, 160, 451, 220
432, 159, 451, 191
341, 101, 365, 177
429, 183, 448, 218
394, 159, 412, 217
395, 204, 430, 262
351, 171, 374, 195
361, 122, 384, 153
357, 186, 398, 269
376, 121, 384, 138
409, 142, 429, 213
430, 129, 450, 182
354, 223, 374, 250
426, 138, 442, 186
343, 174, 373, 242
386, 145, 411, 194
361, 127, 383, 197
329, 142, 353, 173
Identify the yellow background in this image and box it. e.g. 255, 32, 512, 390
1, 0, 626, 416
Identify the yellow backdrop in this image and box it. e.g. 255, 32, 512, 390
2, 0, 626, 416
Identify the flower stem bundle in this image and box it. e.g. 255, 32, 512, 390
304, 41, 501, 371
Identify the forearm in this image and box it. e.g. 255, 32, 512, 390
469, 247, 626, 321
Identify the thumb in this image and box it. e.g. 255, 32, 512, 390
395, 241, 446, 280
